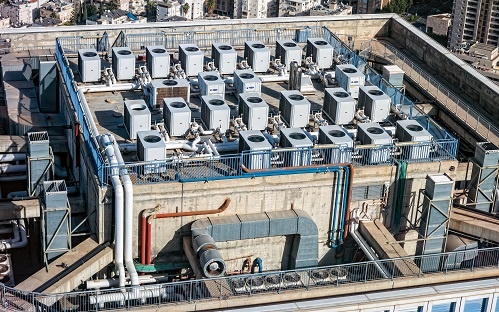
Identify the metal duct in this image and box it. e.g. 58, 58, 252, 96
27, 131, 53, 196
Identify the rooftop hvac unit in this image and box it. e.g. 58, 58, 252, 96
149, 79, 190, 108
124, 99, 151, 140
382, 65, 404, 87
282, 272, 303, 288
395, 119, 433, 160
137, 130, 166, 162
335, 64, 365, 99
163, 97, 191, 137
318, 125, 353, 163
279, 90, 311, 128
275, 40, 302, 70
146, 46, 170, 79
279, 127, 313, 167
239, 130, 272, 169
356, 122, 392, 164
201, 95, 230, 132
233, 69, 261, 95
306, 38, 333, 69
198, 72, 225, 98
244, 41, 270, 73
212, 43, 237, 75
239, 93, 269, 130
323, 87, 355, 125
179, 44, 204, 77
78, 48, 100, 83
0, 254, 14, 286
112, 47, 135, 81
358, 86, 391, 122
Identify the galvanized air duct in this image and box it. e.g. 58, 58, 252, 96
192, 234, 226, 277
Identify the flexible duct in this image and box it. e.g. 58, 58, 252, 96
0, 219, 28, 251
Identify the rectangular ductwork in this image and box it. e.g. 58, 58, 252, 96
318, 125, 353, 163
356, 122, 392, 164
275, 40, 302, 71
395, 119, 433, 160
149, 78, 190, 108
244, 41, 270, 73
279, 90, 311, 128
198, 72, 225, 98
358, 86, 391, 123
112, 47, 135, 81
280, 128, 313, 166
212, 43, 237, 75
239, 93, 269, 131
42, 180, 70, 261
323, 87, 355, 125
163, 97, 191, 137
27, 131, 53, 196
239, 130, 272, 170
179, 44, 204, 77
468, 142, 499, 212
201, 95, 230, 132
146, 46, 170, 79
124, 99, 151, 140
78, 48, 101, 83
306, 38, 333, 69
335, 64, 365, 99
233, 69, 261, 95
137, 130, 166, 162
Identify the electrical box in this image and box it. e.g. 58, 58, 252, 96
124, 99, 151, 140
149, 79, 190, 108
318, 125, 353, 163
112, 47, 135, 81
233, 69, 261, 95
146, 46, 170, 79
306, 38, 333, 69
179, 44, 204, 77
275, 40, 302, 70
244, 41, 270, 73
239, 130, 272, 170
356, 122, 392, 164
396, 119, 433, 160
335, 64, 365, 99
323, 87, 355, 125
279, 127, 313, 166
78, 48, 101, 83
239, 93, 269, 131
279, 90, 311, 128
201, 95, 230, 132
358, 86, 391, 123
212, 43, 237, 75
198, 72, 225, 98
163, 97, 191, 137
137, 130, 166, 162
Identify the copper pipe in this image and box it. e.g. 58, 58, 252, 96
140, 205, 161, 264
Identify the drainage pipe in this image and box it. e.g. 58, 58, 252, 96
0, 219, 28, 251
140, 198, 231, 265
0, 153, 26, 163
0, 164, 26, 174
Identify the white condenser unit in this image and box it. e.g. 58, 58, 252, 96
323, 87, 355, 125
124, 99, 151, 140
280, 127, 313, 167
233, 69, 261, 95
212, 43, 237, 75
198, 72, 225, 98
163, 97, 191, 137
146, 46, 170, 79
239, 93, 269, 131
149, 79, 190, 108
78, 48, 101, 83
358, 86, 391, 122
395, 119, 433, 160
244, 41, 270, 73
137, 130, 166, 162
306, 38, 333, 69
335, 64, 365, 99
239, 130, 272, 170
275, 40, 302, 70
318, 125, 353, 163
279, 90, 311, 128
201, 95, 230, 132
112, 47, 136, 81
179, 44, 204, 77
356, 122, 392, 164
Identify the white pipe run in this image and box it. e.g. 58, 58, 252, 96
79, 83, 141, 93
110, 134, 139, 287
86, 275, 169, 289
78, 89, 100, 138
89, 285, 174, 306
0, 153, 26, 163
258, 74, 289, 83
0, 164, 26, 174
100, 135, 126, 288
0, 219, 28, 251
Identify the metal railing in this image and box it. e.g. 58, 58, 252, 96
2, 247, 499, 311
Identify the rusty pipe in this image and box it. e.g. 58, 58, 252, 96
140, 205, 161, 264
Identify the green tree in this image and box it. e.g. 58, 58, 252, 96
386, 0, 413, 14
182, 2, 190, 16
87, 4, 98, 16
50, 11, 58, 19
107, 0, 120, 11
205, 0, 215, 14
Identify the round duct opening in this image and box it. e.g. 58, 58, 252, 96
329, 267, 348, 279
328, 130, 346, 137
247, 97, 263, 103
170, 102, 187, 109
83, 52, 97, 57
367, 127, 384, 135
117, 50, 132, 55
406, 124, 423, 132
143, 135, 162, 143
245, 276, 264, 287
218, 45, 232, 50
314, 40, 328, 46
343, 68, 357, 73
208, 99, 225, 106
152, 48, 166, 54
289, 132, 307, 140
247, 135, 265, 143
0, 265, 8, 274
252, 43, 265, 49
240, 73, 255, 79
333, 92, 349, 98
200, 249, 226, 278
311, 269, 330, 280
185, 47, 199, 52
283, 42, 297, 47
163, 80, 178, 86
288, 94, 304, 101
0, 255, 6, 263
368, 90, 384, 96
204, 75, 219, 81
131, 104, 147, 111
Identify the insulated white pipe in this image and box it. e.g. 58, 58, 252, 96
0, 164, 26, 174
86, 275, 169, 289
79, 83, 140, 93
206, 139, 220, 156
78, 89, 100, 138
0, 153, 26, 163
89, 286, 171, 306
110, 134, 139, 287
100, 135, 126, 288
0, 219, 28, 251
258, 74, 288, 83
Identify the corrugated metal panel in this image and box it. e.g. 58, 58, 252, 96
352, 185, 384, 200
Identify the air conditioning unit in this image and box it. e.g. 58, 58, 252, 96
335, 64, 365, 99
382, 65, 404, 87
146, 46, 170, 79
124, 99, 151, 140
137, 130, 166, 162
212, 43, 237, 75
357, 122, 392, 164
201, 95, 230, 132
149, 79, 190, 108
179, 44, 204, 77
233, 69, 261, 95
239, 130, 272, 169
306, 38, 333, 69
396, 119, 433, 160
239, 93, 269, 131
0, 254, 14, 286
279, 127, 313, 167
275, 39, 302, 70
78, 48, 100, 83
358, 86, 391, 122
318, 125, 353, 163
112, 47, 135, 81
163, 97, 191, 137
198, 72, 225, 98
244, 41, 270, 73
279, 90, 311, 128
323, 87, 355, 125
